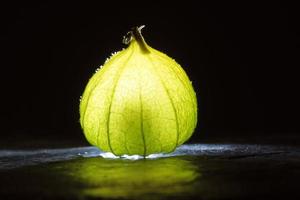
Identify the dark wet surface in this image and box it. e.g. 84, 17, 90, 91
0, 140, 300, 199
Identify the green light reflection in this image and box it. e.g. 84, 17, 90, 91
61, 156, 199, 199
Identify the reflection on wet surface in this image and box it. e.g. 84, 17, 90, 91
0, 144, 299, 199
0, 155, 201, 199
62, 157, 199, 198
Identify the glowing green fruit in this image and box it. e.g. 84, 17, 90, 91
80, 26, 197, 156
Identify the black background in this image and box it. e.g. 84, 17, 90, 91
1, 1, 299, 143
